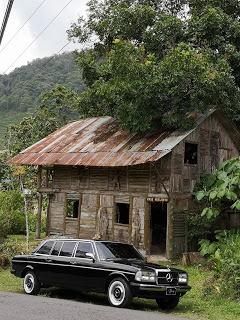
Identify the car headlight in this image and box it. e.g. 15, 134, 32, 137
178, 273, 188, 284
135, 270, 156, 283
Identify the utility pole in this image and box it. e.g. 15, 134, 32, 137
0, 0, 14, 46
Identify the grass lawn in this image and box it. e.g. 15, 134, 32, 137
1, 234, 239, 320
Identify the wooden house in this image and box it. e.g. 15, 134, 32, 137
8, 110, 240, 258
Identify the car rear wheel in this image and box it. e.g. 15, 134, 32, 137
156, 297, 179, 310
107, 278, 132, 308
23, 271, 40, 295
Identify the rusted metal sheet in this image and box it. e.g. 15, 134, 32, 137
8, 110, 238, 167
8, 115, 174, 166
9, 150, 170, 167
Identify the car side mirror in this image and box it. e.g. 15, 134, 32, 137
86, 253, 95, 261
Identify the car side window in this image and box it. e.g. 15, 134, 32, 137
36, 241, 55, 255
59, 242, 77, 257
51, 241, 63, 256
75, 242, 93, 258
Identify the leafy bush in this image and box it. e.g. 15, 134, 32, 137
196, 157, 240, 219
199, 229, 240, 299
183, 209, 218, 240
0, 190, 26, 236
0, 238, 20, 268
28, 212, 46, 233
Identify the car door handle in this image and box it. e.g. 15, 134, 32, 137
46, 259, 52, 263
70, 261, 77, 265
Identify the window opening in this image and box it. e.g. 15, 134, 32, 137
115, 203, 129, 224
47, 169, 54, 187
184, 143, 198, 164
75, 242, 93, 258
67, 200, 79, 218
36, 240, 55, 255
59, 241, 77, 257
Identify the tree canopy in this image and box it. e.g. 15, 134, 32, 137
0, 52, 85, 149
8, 84, 79, 156
67, 0, 240, 132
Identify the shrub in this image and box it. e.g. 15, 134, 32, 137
28, 212, 46, 233
199, 229, 240, 300
0, 238, 20, 268
0, 190, 25, 236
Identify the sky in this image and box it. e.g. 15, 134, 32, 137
0, 0, 88, 74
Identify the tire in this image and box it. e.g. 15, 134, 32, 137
107, 277, 132, 308
23, 271, 41, 295
156, 297, 179, 310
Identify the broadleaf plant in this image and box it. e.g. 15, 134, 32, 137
196, 157, 240, 219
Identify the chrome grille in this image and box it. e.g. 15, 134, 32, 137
157, 271, 178, 285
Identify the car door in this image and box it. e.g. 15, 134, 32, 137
49, 241, 78, 286
67, 241, 103, 291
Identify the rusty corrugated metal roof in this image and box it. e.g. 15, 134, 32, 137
8, 109, 239, 167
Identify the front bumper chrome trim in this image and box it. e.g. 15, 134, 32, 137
130, 283, 191, 292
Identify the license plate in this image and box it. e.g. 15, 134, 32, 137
166, 287, 176, 295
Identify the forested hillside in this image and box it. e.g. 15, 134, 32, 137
0, 52, 85, 149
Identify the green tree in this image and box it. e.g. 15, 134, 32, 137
8, 84, 79, 155
68, 0, 240, 132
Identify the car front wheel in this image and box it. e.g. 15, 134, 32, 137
23, 271, 40, 295
107, 278, 132, 308
156, 297, 179, 310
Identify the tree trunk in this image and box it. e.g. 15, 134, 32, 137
20, 178, 29, 254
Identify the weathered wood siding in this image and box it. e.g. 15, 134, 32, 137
43, 112, 239, 257
169, 112, 239, 257
48, 193, 64, 234
47, 157, 170, 251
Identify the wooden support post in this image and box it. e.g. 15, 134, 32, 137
77, 193, 82, 238
63, 193, 68, 236
45, 195, 51, 237
128, 195, 133, 244
166, 200, 174, 260
95, 194, 100, 231
144, 199, 151, 255
37, 165, 42, 190
112, 196, 116, 241
36, 192, 42, 239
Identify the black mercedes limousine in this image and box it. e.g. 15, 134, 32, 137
11, 239, 191, 309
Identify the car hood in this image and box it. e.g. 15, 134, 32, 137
106, 258, 179, 272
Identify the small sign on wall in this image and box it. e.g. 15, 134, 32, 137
146, 197, 168, 202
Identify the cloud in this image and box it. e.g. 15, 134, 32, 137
0, 0, 88, 73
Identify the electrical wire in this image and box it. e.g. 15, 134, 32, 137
0, 0, 14, 45
2, 0, 73, 75
10, 41, 71, 98
0, 0, 46, 54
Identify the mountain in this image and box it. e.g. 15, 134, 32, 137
0, 51, 85, 149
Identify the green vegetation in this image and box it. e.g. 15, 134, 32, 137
67, 0, 240, 132
0, 190, 46, 238
196, 157, 240, 219
0, 52, 85, 149
8, 84, 79, 156
199, 230, 240, 300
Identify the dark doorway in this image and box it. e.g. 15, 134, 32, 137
150, 202, 167, 254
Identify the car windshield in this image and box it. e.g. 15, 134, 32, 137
95, 242, 144, 261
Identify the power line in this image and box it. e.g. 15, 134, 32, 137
0, 0, 46, 54
11, 41, 71, 98
0, 0, 14, 45
2, 0, 73, 75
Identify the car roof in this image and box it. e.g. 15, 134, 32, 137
41, 238, 133, 245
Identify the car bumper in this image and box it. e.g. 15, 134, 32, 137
130, 282, 191, 299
